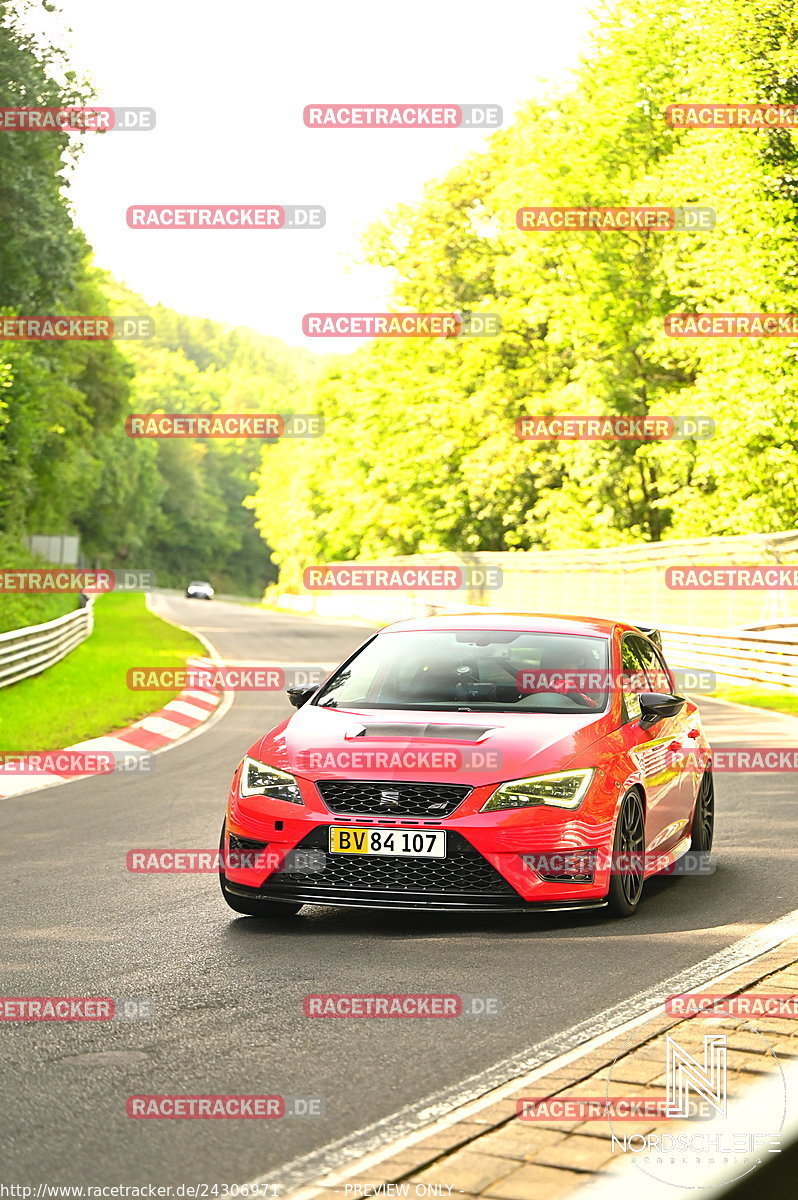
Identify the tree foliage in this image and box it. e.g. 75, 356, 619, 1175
0, 3, 313, 594
252, 0, 798, 583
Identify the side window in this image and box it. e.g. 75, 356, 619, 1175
632, 637, 672, 694
650, 645, 673, 694
620, 637, 646, 723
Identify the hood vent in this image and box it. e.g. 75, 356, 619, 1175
344, 722, 494, 743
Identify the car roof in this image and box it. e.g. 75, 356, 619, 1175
378, 612, 638, 637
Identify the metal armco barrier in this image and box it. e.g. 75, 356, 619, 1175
273, 532, 798, 627
0, 597, 95, 689
660, 624, 798, 691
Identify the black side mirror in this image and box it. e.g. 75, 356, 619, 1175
638, 691, 686, 730
287, 685, 315, 709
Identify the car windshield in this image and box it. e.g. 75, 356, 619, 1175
313, 630, 611, 714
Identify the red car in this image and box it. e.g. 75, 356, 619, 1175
219, 613, 713, 919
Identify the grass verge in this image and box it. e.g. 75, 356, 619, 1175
706, 687, 798, 717
0, 536, 77, 633
0, 592, 206, 752
0, 591, 76, 636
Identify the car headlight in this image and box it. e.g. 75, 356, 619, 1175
482, 769, 594, 812
239, 756, 303, 804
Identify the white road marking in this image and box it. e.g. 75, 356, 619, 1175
165, 699, 220, 720
0, 773, 66, 797
66, 736, 136, 752
179, 689, 220, 707
136, 714, 196, 738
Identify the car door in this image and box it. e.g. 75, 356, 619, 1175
619, 634, 691, 855
635, 635, 701, 849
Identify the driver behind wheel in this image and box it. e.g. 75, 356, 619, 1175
518, 644, 600, 708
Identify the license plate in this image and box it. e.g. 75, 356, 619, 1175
328, 826, 446, 858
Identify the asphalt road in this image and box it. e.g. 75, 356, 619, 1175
1, 595, 797, 1186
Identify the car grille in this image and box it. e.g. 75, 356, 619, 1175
262, 827, 519, 906
316, 778, 471, 818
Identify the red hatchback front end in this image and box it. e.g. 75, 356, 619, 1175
219, 614, 713, 917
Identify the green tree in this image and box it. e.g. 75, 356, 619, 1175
252, 0, 798, 580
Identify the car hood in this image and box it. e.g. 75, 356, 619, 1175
249, 703, 613, 786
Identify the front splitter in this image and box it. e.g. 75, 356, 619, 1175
222, 880, 608, 914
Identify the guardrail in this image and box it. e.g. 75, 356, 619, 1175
271, 533, 798, 627
0, 598, 95, 689
660, 624, 798, 692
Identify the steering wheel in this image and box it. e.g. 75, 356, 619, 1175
525, 684, 600, 710
495, 658, 600, 709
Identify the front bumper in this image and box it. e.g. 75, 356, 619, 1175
224, 787, 618, 909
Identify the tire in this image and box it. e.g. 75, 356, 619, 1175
605, 788, 646, 918
218, 821, 303, 918
690, 769, 714, 853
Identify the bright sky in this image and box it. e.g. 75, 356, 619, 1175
43, 0, 595, 351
